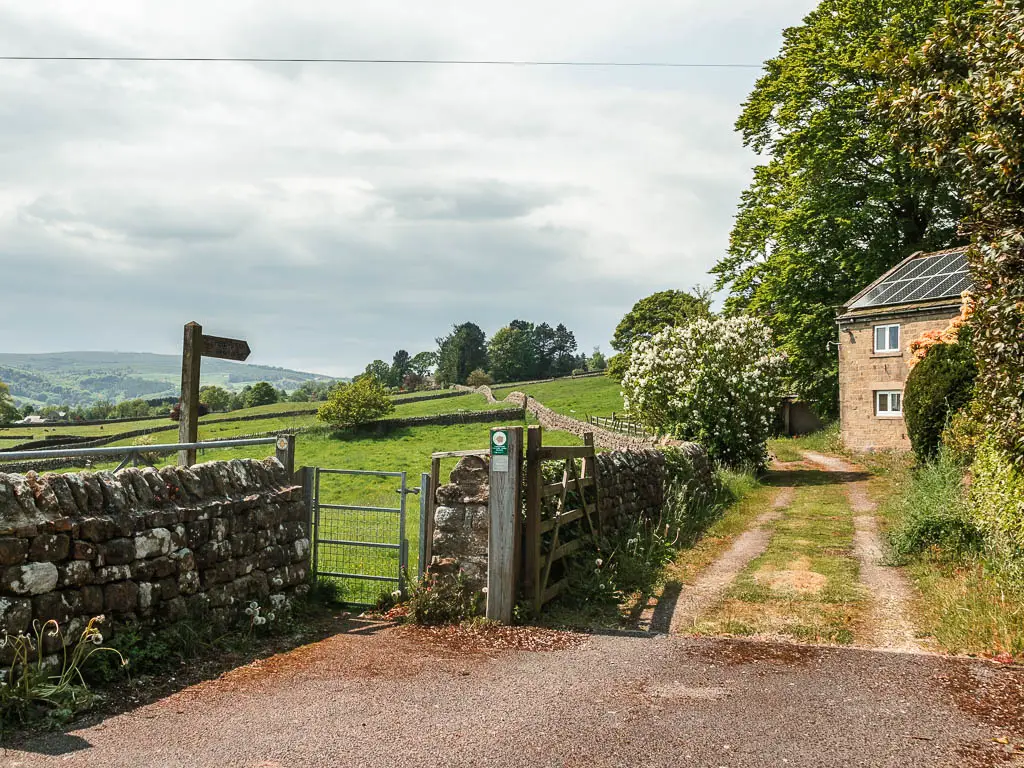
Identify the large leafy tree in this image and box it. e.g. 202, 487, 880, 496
0, 380, 19, 424
245, 381, 279, 408
712, 0, 970, 415
409, 351, 438, 377
488, 324, 536, 383
435, 322, 487, 386
389, 350, 411, 388
608, 289, 711, 379
878, 0, 1024, 463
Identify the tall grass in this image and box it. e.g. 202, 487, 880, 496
882, 450, 1024, 657
886, 450, 984, 563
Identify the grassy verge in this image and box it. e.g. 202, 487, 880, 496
696, 480, 864, 645
541, 468, 763, 629
875, 455, 1024, 658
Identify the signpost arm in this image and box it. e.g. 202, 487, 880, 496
178, 322, 203, 467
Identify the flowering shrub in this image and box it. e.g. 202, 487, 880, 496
621, 316, 786, 468
908, 292, 975, 370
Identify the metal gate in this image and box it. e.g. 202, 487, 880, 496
310, 468, 413, 606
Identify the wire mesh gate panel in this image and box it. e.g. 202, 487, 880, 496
311, 468, 410, 606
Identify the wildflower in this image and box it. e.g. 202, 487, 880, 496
595, 558, 603, 568
91, 633, 104, 646
391, 590, 402, 600
481, 586, 488, 594
267, 613, 276, 621
272, 577, 284, 588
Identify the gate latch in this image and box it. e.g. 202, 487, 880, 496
397, 487, 421, 495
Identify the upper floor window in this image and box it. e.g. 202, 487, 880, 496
874, 324, 901, 353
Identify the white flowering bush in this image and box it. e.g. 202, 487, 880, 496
622, 316, 786, 468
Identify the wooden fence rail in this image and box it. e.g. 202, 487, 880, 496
587, 415, 647, 437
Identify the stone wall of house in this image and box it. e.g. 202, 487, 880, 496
0, 458, 309, 655
838, 307, 960, 451
428, 443, 714, 593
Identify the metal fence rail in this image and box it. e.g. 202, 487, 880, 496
0, 436, 295, 473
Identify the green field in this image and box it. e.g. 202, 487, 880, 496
491, 375, 624, 419
0, 394, 507, 449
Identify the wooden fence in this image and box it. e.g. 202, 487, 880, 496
587, 415, 646, 437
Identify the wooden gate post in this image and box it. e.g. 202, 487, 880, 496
487, 426, 522, 623
178, 322, 203, 467
275, 434, 297, 478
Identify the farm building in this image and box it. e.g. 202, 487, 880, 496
836, 246, 971, 452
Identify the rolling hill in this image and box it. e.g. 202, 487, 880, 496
0, 351, 334, 406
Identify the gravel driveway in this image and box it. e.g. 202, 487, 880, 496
5, 624, 1023, 768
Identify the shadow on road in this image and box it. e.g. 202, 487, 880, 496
763, 468, 870, 487
4, 614, 393, 756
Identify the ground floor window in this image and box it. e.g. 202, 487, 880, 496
875, 390, 903, 417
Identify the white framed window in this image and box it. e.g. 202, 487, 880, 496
875, 390, 903, 417
874, 324, 901, 353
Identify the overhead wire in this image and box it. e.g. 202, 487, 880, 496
0, 55, 761, 68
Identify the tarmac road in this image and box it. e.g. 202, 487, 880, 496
6, 624, 1023, 768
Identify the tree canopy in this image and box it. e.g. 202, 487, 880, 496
0, 380, 19, 424
712, 0, 971, 415
877, 0, 1024, 463
435, 322, 488, 386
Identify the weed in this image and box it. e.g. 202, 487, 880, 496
405, 571, 481, 626
1, 617, 126, 728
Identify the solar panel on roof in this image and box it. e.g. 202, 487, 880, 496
848, 250, 970, 309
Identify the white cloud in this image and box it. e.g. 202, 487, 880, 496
0, 0, 816, 377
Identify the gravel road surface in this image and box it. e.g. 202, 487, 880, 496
6, 625, 1023, 768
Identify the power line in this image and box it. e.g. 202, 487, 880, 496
0, 55, 761, 68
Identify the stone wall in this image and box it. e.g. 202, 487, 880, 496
429, 443, 714, 593
0, 458, 309, 655
837, 306, 960, 451
456, 385, 670, 452
430, 456, 490, 589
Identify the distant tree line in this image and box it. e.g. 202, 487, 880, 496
355, 319, 610, 391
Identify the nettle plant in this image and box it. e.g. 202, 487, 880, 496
622, 315, 786, 469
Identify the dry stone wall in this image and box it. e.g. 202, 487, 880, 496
0, 458, 309, 656
429, 444, 714, 594
456, 385, 678, 452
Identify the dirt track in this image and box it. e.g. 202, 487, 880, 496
6, 624, 1024, 768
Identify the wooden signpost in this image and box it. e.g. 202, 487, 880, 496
486, 425, 522, 623
178, 322, 251, 467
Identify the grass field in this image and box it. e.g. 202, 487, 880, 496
491, 375, 624, 419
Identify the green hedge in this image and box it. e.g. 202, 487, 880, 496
969, 440, 1024, 573
903, 342, 976, 462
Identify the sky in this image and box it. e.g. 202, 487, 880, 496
0, 0, 817, 378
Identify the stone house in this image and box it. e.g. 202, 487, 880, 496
836, 246, 971, 452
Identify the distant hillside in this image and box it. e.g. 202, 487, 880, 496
0, 351, 334, 407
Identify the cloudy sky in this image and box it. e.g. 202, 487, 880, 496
0, 0, 816, 378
